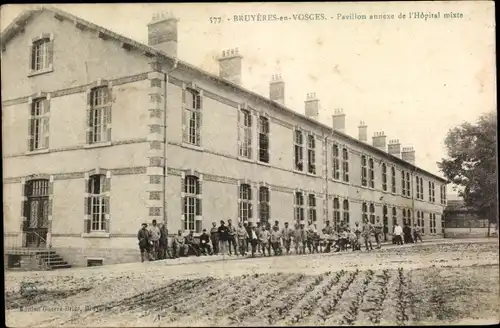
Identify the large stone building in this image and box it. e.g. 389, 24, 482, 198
2, 6, 447, 266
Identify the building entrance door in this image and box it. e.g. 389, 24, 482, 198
24, 180, 49, 248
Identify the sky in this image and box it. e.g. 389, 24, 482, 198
1, 3, 496, 192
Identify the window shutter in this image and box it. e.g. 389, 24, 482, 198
42, 98, 50, 148
106, 87, 112, 142
86, 90, 93, 144
103, 196, 110, 233
196, 91, 203, 146
196, 197, 202, 216
47, 37, 54, 69
249, 203, 253, 219
28, 44, 34, 72
27, 117, 34, 151
181, 86, 187, 142
103, 173, 111, 193
180, 173, 185, 223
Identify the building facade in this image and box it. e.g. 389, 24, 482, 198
2, 6, 447, 266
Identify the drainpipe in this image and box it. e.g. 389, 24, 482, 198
411, 168, 416, 234
324, 132, 329, 226
163, 57, 179, 228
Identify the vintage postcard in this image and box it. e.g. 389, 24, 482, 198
2, 1, 498, 327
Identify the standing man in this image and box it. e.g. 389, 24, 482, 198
270, 225, 282, 256
281, 222, 293, 255
322, 220, 335, 253
227, 219, 238, 256
210, 222, 220, 255
236, 221, 249, 256
148, 219, 161, 260
403, 224, 413, 244
137, 223, 151, 262
413, 223, 423, 243
249, 225, 259, 258
260, 225, 271, 256
218, 220, 230, 256
159, 222, 171, 260
362, 219, 374, 251
244, 221, 252, 254
393, 222, 403, 245
256, 222, 264, 254
374, 217, 383, 249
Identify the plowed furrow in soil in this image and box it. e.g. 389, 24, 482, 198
227, 273, 309, 326
266, 272, 336, 326
395, 267, 411, 325
301, 270, 349, 325
195, 273, 285, 326
356, 269, 391, 325
281, 272, 342, 325
339, 269, 375, 325
323, 269, 364, 325
159, 274, 272, 324
5, 287, 93, 310
378, 269, 400, 325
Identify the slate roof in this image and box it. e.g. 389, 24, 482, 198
1, 5, 447, 183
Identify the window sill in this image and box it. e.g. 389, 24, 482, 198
28, 66, 54, 77
181, 142, 204, 152
257, 160, 271, 167
293, 169, 306, 175
306, 172, 317, 177
84, 141, 112, 149
26, 148, 50, 156
81, 232, 110, 238
238, 156, 254, 163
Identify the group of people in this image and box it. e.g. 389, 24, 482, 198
137, 217, 424, 262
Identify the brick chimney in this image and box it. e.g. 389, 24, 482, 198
269, 74, 285, 105
372, 131, 387, 151
218, 48, 243, 85
358, 121, 367, 142
148, 11, 178, 57
305, 93, 319, 120
332, 109, 346, 133
388, 139, 401, 158
401, 147, 416, 165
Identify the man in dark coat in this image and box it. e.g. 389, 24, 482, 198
210, 222, 220, 255
137, 223, 151, 262
159, 223, 171, 259
199, 229, 212, 255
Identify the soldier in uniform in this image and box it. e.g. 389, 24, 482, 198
374, 216, 384, 249
362, 219, 374, 251
281, 222, 293, 255
322, 220, 335, 253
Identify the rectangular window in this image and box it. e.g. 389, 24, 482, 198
258, 116, 270, 163
361, 155, 368, 187
401, 170, 406, 196
406, 172, 411, 198
308, 194, 317, 222
342, 200, 350, 228
333, 198, 341, 228
368, 158, 375, 188
239, 184, 252, 223
89, 87, 111, 144
391, 167, 396, 193
416, 176, 420, 199
183, 89, 202, 146
294, 191, 304, 222
392, 207, 397, 226
89, 175, 107, 232
369, 203, 375, 224
428, 181, 432, 202
239, 109, 252, 159
307, 134, 316, 174
441, 185, 447, 205
382, 163, 387, 191
29, 98, 49, 151
31, 38, 51, 71
332, 144, 340, 180
342, 148, 349, 182
362, 202, 368, 222
294, 130, 304, 171
183, 175, 201, 232
259, 187, 270, 225
431, 182, 436, 203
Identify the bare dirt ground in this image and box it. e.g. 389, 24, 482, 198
5, 238, 499, 327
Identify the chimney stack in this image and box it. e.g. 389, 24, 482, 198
148, 11, 178, 57
305, 93, 319, 120
269, 74, 285, 105
388, 139, 401, 158
218, 48, 243, 85
401, 147, 416, 165
332, 109, 346, 133
372, 131, 387, 151
358, 121, 368, 142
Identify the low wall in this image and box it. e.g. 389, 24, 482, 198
444, 227, 492, 238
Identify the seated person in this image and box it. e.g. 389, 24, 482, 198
185, 230, 201, 257
339, 229, 349, 251
199, 229, 212, 255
